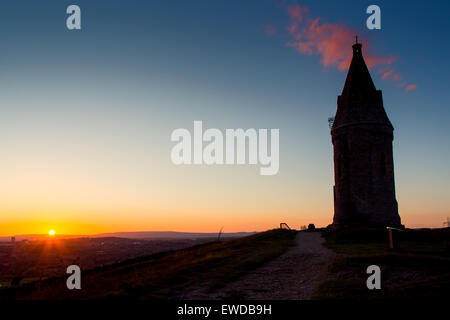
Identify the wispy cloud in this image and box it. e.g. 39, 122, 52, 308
283, 5, 416, 92
382, 69, 394, 80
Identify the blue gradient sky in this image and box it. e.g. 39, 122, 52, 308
0, 0, 449, 235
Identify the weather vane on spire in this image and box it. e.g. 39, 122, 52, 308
355, 35, 358, 44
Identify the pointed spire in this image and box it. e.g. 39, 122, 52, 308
331, 40, 393, 131
341, 41, 376, 98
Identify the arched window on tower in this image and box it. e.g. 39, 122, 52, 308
380, 152, 386, 177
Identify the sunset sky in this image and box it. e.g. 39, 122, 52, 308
1, 0, 449, 236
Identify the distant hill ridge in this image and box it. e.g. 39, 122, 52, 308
0, 231, 257, 242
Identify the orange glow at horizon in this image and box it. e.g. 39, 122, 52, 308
0, 201, 335, 237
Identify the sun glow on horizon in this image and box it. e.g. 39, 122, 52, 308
48, 230, 55, 236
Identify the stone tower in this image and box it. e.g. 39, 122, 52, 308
331, 41, 402, 228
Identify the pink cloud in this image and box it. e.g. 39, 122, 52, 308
405, 84, 417, 91
382, 69, 394, 80
284, 5, 414, 90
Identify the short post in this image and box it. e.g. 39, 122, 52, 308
386, 227, 403, 249
388, 228, 393, 249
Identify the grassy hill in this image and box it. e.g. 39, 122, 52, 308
3, 229, 297, 300
3, 227, 449, 300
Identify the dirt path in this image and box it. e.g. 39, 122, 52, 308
180, 232, 335, 300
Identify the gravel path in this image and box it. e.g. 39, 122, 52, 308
180, 232, 335, 300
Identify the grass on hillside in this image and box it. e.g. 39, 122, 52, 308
4, 229, 297, 300
313, 228, 450, 300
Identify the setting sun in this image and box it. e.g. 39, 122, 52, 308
49, 230, 55, 236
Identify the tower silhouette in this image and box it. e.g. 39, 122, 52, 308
331, 41, 402, 228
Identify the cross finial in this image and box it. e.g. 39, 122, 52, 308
355, 35, 358, 44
